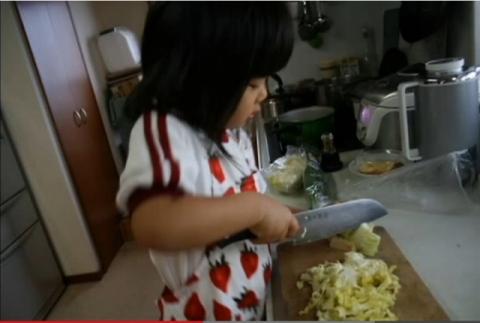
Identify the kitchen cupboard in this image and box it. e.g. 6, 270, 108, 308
16, 1, 123, 274
1, 121, 65, 319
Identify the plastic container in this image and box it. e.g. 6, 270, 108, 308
97, 27, 141, 75
263, 147, 307, 195
342, 150, 478, 214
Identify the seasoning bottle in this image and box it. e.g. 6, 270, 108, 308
320, 133, 343, 172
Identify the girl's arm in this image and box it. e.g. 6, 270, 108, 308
131, 192, 298, 251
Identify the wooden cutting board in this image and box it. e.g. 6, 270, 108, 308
275, 226, 449, 320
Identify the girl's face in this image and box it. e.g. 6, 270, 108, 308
226, 77, 268, 129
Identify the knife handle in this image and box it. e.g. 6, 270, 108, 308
216, 230, 257, 248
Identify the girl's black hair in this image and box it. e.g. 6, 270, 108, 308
126, 2, 294, 146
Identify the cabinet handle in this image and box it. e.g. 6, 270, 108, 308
73, 110, 82, 127
80, 108, 88, 125
0, 224, 36, 262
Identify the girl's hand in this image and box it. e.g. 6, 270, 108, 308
249, 194, 300, 244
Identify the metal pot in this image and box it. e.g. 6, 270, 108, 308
315, 79, 332, 106
276, 106, 335, 146
261, 98, 283, 123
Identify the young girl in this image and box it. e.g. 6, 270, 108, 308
116, 3, 299, 320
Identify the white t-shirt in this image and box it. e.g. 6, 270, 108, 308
116, 111, 271, 320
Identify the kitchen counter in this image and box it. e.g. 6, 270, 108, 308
255, 117, 480, 320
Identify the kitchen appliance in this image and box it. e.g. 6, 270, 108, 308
353, 65, 422, 150
219, 198, 387, 247
97, 27, 141, 76
397, 58, 480, 167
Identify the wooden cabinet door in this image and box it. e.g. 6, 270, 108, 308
16, 1, 123, 272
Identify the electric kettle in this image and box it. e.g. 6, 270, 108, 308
397, 58, 480, 167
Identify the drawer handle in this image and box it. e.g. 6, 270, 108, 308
79, 108, 88, 124
73, 110, 83, 127
1, 224, 36, 262
0, 190, 25, 215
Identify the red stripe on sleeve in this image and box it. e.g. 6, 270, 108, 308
126, 113, 187, 215
144, 111, 163, 187
158, 114, 181, 190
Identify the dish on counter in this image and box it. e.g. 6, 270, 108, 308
349, 150, 408, 177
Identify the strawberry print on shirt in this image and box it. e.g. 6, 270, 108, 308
213, 300, 233, 320
234, 288, 260, 314
209, 255, 231, 293
116, 112, 270, 320
162, 286, 179, 303
184, 292, 206, 320
240, 174, 258, 192
241, 243, 259, 279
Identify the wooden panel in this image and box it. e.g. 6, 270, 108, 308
16, 1, 123, 271
276, 226, 449, 320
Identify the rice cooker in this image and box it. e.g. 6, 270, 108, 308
352, 69, 420, 151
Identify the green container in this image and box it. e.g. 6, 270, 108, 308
277, 106, 335, 147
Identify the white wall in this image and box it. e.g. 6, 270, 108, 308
68, 1, 148, 171
280, 1, 401, 84
1, 2, 100, 276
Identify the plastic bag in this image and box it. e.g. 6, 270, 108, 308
339, 150, 479, 214
263, 146, 307, 194
303, 149, 337, 209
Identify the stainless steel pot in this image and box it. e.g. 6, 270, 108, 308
261, 98, 283, 123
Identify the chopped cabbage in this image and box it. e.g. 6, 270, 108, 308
340, 223, 381, 257
267, 155, 307, 193
349, 223, 381, 257
297, 252, 401, 321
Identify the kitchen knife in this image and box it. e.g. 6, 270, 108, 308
217, 198, 387, 248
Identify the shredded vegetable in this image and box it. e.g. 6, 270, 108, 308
297, 252, 401, 321
343, 223, 381, 257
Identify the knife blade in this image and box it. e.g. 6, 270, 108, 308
289, 198, 387, 245
217, 198, 387, 248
